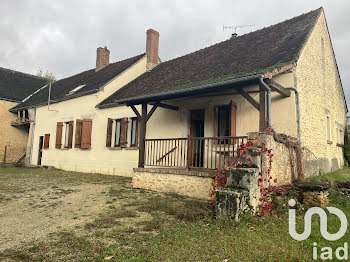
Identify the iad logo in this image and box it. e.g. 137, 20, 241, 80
288, 199, 348, 260
288, 199, 347, 241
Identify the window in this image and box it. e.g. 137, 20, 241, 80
115, 119, 122, 147
64, 122, 70, 148
217, 105, 231, 137
326, 110, 331, 142
336, 123, 344, 146
63, 121, 74, 148
131, 117, 138, 146
106, 117, 137, 148
55, 121, 73, 149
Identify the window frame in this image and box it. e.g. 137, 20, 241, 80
114, 119, 122, 147
130, 117, 138, 147
64, 122, 70, 148
217, 105, 231, 137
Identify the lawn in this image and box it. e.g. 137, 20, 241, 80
0, 166, 350, 261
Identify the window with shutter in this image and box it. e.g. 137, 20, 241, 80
75, 120, 83, 148
44, 134, 50, 149
81, 119, 92, 149
130, 117, 138, 147
55, 122, 63, 149
106, 118, 113, 147
119, 117, 128, 147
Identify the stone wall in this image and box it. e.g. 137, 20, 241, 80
133, 168, 213, 200
0, 100, 28, 163
295, 10, 346, 172
248, 132, 319, 185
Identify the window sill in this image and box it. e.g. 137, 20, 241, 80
109, 147, 123, 150
336, 143, 344, 148
124, 147, 139, 150
327, 140, 333, 145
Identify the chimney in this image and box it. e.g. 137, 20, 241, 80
146, 29, 159, 70
96, 46, 110, 72
231, 33, 238, 39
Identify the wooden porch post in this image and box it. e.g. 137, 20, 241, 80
138, 103, 147, 168
259, 83, 266, 131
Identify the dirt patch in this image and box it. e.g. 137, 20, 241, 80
0, 183, 112, 251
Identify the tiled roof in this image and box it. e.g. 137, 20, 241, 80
0, 67, 47, 102
98, 8, 322, 107
11, 53, 145, 111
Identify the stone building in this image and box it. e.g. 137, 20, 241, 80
0, 68, 46, 163
11, 8, 347, 200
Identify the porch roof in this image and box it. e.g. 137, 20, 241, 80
97, 8, 322, 108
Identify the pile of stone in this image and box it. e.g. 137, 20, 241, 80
336, 181, 350, 197
297, 182, 331, 208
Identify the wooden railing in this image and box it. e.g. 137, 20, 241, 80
144, 136, 248, 169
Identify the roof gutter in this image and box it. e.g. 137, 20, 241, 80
2, 97, 21, 103
97, 74, 263, 109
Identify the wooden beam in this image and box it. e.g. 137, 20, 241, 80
267, 80, 291, 97
138, 104, 147, 168
239, 89, 260, 111
146, 103, 159, 123
259, 84, 266, 131
151, 102, 179, 111
130, 105, 141, 120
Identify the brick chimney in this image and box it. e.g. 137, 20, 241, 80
146, 29, 159, 70
96, 46, 110, 72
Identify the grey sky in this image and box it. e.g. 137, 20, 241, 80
1, 0, 349, 108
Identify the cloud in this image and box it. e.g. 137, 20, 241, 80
0, 0, 349, 108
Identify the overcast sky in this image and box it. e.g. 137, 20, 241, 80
1, 0, 349, 108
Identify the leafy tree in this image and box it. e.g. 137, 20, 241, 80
36, 68, 56, 83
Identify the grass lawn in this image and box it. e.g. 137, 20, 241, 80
0, 166, 350, 261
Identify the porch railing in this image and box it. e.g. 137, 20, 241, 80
144, 136, 248, 170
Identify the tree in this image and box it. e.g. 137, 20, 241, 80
343, 127, 350, 167
36, 68, 56, 83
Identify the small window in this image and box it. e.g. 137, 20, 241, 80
130, 117, 138, 146
115, 119, 121, 147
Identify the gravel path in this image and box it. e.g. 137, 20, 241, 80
0, 183, 111, 251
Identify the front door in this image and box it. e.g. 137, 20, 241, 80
189, 109, 205, 168
37, 136, 44, 165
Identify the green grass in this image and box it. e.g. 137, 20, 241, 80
310, 168, 350, 184
1, 167, 350, 261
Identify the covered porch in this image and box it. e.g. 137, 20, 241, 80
126, 75, 295, 172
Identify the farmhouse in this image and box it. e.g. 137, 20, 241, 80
11, 8, 347, 201
0, 68, 46, 163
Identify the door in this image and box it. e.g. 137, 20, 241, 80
189, 109, 205, 168
37, 136, 44, 165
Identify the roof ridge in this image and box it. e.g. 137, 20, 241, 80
154, 7, 323, 68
